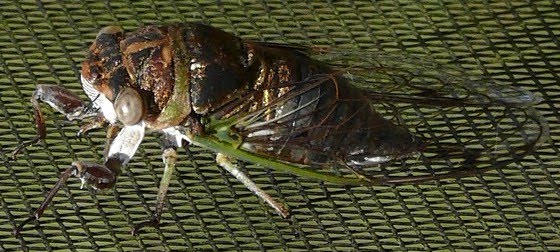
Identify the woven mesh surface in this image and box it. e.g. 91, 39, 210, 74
0, 0, 559, 251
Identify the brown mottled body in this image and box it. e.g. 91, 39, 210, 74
82, 24, 251, 128
81, 23, 420, 166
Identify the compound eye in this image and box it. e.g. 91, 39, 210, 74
114, 87, 144, 126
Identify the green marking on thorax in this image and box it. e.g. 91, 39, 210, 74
156, 26, 191, 125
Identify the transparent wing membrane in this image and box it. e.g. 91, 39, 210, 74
216, 50, 548, 183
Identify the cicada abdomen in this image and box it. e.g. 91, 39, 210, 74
211, 43, 423, 168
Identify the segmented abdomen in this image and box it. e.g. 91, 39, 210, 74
225, 43, 422, 167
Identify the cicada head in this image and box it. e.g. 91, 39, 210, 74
81, 26, 142, 125
81, 26, 129, 101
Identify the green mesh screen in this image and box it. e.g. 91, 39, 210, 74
1, 0, 559, 251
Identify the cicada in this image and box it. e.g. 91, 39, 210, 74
12, 23, 548, 235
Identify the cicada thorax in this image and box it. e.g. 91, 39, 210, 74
110, 23, 254, 130
212, 42, 423, 167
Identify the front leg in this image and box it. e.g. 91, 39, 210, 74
12, 84, 96, 159
14, 122, 145, 235
13, 157, 122, 236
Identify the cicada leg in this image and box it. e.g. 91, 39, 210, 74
12, 84, 95, 159
131, 135, 178, 235
14, 122, 145, 236
13, 166, 74, 235
216, 153, 290, 218
77, 114, 109, 138
14, 157, 122, 236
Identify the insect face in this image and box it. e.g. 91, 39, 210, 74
80, 26, 132, 124
81, 26, 128, 99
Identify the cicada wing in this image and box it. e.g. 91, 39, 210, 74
314, 50, 543, 105
211, 49, 548, 183
314, 50, 548, 175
